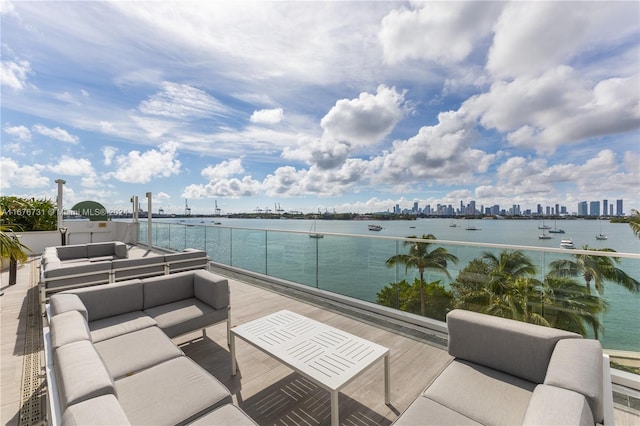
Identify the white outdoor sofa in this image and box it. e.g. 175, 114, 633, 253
43, 269, 256, 426
393, 309, 614, 425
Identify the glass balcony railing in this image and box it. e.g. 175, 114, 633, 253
138, 221, 640, 354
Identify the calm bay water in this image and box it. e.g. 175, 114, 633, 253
150, 217, 640, 351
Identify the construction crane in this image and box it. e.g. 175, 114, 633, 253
185, 200, 191, 216
214, 200, 221, 216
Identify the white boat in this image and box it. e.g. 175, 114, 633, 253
538, 231, 552, 240
368, 224, 383, 231
596, 233, 608, 240
538, 221, 551, 230
310, 219, 323, 238
560, 238, 575, 249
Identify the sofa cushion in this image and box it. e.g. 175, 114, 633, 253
61, 394, 130, 426
144, 298, 228, 338
95, 326, 183, 380
446, 309, 581, 383
423, 359, 536, 425
393, 395, 482, 426
544, 338, 603, 423
187, 404, 258, 425
523, 384, 594, 426
49, 293, 88, 321
88, 311, 157, 343
86, 242, 116, 258
115, 356, 232, 425
54, 340, 116, 411
142, 272, 195, 309
194, 270, 229, 310
70, 280, 144, 322
165, 250, 208, 273
56, 244, 88, 261
50, 310, 91, 349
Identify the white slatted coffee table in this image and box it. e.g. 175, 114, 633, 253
230, 310, 390, 426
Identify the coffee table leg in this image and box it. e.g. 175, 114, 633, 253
331, 390, 339, 426
230, 332, 237, 376
384, 353, 390, 405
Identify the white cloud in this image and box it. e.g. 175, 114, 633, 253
0, 157, 49, 189
3, 124, 31, 141
201, 158, 245, 180
182, 176, 261, 199
32, 124, 79, 144
112, 142, 181, 183
48, 155, 94, 176
102, 146, 117, 166
487, 2, 640, 79
0, 59, 32, 90
321, 85, 407, 147
379, 2, 502, 65
138, 82, 228, 119
250, 108, 284, 125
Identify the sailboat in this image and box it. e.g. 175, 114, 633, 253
548, 219, 565, 234
596, 220, 607, 240
538, 221, 551, 230
309, 218, 323, 239
538, 230, 552, 239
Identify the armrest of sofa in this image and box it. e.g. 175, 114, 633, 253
50, 293, 88, 321
50, 310, 92, 349
446, 309, 581, 383
193, 270, 229, 310
544, 338, 604, 423
61, 394, 131, 426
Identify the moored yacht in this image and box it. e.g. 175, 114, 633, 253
560, 238, 575, 249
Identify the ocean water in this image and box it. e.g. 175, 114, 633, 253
145, 217, 640, 351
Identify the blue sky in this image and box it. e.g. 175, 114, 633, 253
1, 1, 638, 215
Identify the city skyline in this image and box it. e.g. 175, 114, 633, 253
1, 2, 639, 215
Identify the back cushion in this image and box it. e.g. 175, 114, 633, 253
544, 339, 603, 423
447, 309, 581, 384
142, 272, 195, 309
56, 245, 88, 260
87, 242, 115, 258
70, 280, 144, 322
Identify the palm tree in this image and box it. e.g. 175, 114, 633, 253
537, 275, 607, 338
549, 245, 640, 294
385, 234, 458, 316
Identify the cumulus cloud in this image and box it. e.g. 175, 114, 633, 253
321, 85, 407, 147
32, 124, 79, 144
139, 82, 228, 119
250, 108, 284, 125
48, 155, 94, 177
182, 176, 261, 199
201, 158, 245, 180
3, 124, 31, 141
111, 142, 181, 183
379, 2, 502, 65
0, 157, 49, 189
102, 146, 117, 166
463, 67, 640, 154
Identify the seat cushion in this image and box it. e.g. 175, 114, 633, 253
423, 359, 536, 425
523, 384, 594, 426
61, 394, 130, 426
115, 356, 232, 425
394, 395, 482, 425
95, 326, 183, 380
49, 293, 88, 321
144, 298, 227, 338
88, 311, 157, 343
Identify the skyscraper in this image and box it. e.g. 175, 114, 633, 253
616, 199, 623, 216
578, 201, 588, 216
589, 201, 600, 217
603, 200, 608, 217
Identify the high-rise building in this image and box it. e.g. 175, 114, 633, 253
616, 199, 623, 216
537, 204, 543, 215
578, 201, 588, 216
589, 201, 600, 217
602, 200, 608, 217
555, 204, 560, 216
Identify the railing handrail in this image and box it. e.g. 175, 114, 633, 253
150, 220, 640, 260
